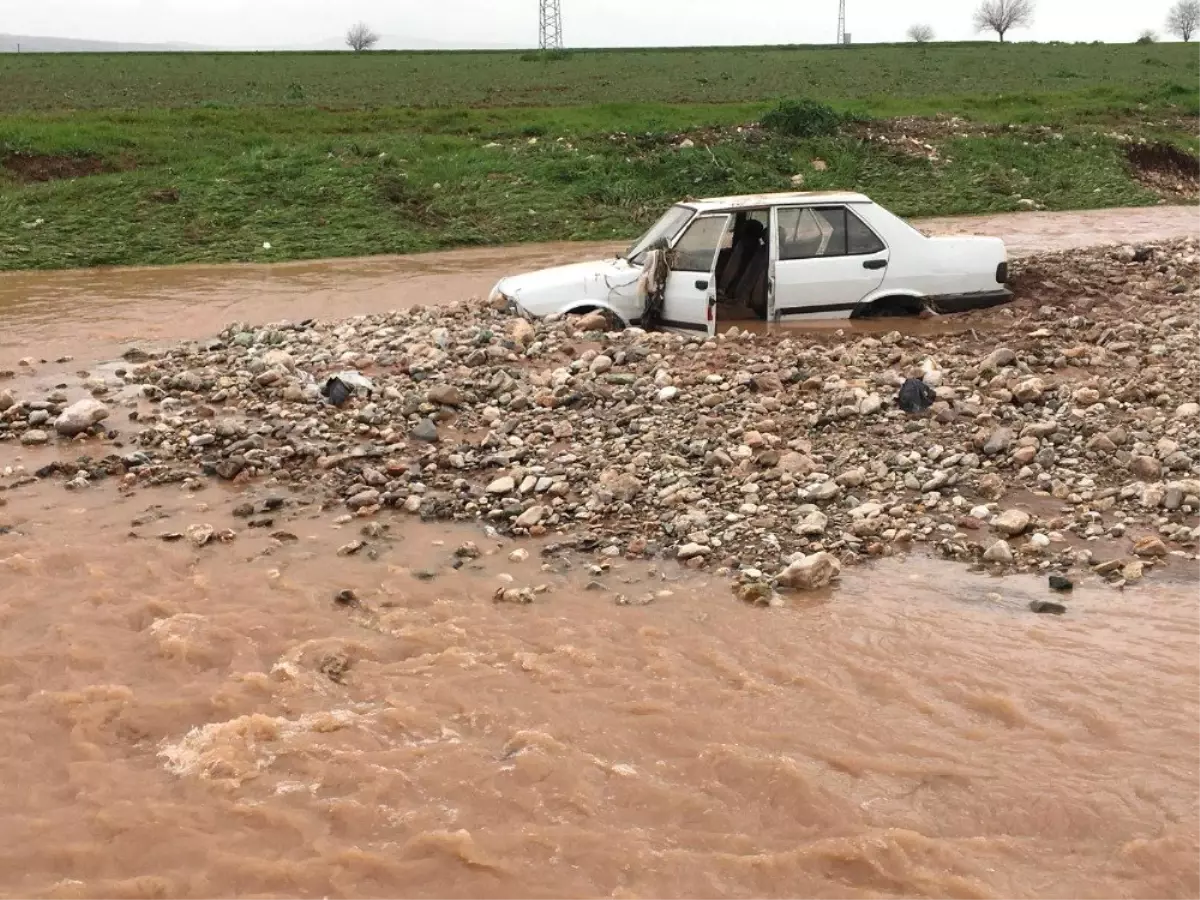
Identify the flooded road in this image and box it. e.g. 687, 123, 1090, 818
908, 204, 1198, 252
0, 242, 606, 370
0, 204, 1197, 898
0, 205, 1195, 369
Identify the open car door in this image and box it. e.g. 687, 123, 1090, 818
660, 213, 730, 336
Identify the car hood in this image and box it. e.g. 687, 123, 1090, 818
495, 258, 639, 304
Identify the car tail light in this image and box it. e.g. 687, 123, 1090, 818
996, 262, 1008, 284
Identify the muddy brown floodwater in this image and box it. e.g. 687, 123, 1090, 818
0, 206, 1197, 899
1, 488, 1196, 900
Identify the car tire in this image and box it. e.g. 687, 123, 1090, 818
851, 296, 924, 319
567, 307, 627, 329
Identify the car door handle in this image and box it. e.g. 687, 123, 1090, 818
863, 259, 887, 270
695, 279, 709, 290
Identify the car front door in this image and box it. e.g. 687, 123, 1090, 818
661, 213, 731, 335
771, 205, 890, 320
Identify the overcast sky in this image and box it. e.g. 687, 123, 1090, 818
5, 0, 1178, 47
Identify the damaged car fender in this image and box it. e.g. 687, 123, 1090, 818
490, 257, 644, 325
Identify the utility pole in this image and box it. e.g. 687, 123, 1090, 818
538, 0, 563, 51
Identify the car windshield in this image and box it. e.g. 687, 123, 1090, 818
625, 205, 694, 264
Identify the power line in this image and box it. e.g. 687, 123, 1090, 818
539, 0, 563, 50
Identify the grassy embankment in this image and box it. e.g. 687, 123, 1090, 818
0, 43, 1197, 270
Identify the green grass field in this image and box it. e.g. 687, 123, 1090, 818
1, 43, 1197, 271
2, 43, 1197, 111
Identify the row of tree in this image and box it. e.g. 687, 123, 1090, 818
911, 0, 1198, 42
345, 0, 1200, 53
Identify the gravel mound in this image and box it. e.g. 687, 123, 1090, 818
5, 239, 1198, 587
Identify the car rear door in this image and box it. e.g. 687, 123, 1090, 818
660, 213, 731, 335
771, 205, 890, 320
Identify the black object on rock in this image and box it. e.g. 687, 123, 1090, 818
898, 377, 936, 414
322, 377, 352, 407
320, 371, 375, 407
1048, 574, 1074, 591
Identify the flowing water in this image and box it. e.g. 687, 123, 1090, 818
0, 206, 1197, 898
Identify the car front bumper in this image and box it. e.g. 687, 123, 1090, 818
489, 282, 533, 320
508, 297, 534, 319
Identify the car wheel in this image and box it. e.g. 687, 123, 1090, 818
567, 307, 627, 330
851, 296, 924, 319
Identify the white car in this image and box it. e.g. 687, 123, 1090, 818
489, 191, 1011, 334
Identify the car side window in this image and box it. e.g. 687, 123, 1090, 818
670, 216, 729, 272
846, 209, 886, 255
778, 208, 838, 259
777, 206, 885, 259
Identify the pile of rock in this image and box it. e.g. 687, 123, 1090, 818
3, 239, 1198, 590
4, 394, 108, 447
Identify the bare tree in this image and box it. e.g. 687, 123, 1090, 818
973, 0, 1034, 42
1166, 0, 1199, 39
907, 23, 935, 42
346, 22, 380, 52
1136, 28, 1158, 42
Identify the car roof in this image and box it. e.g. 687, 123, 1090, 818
683, 191, 872, 213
